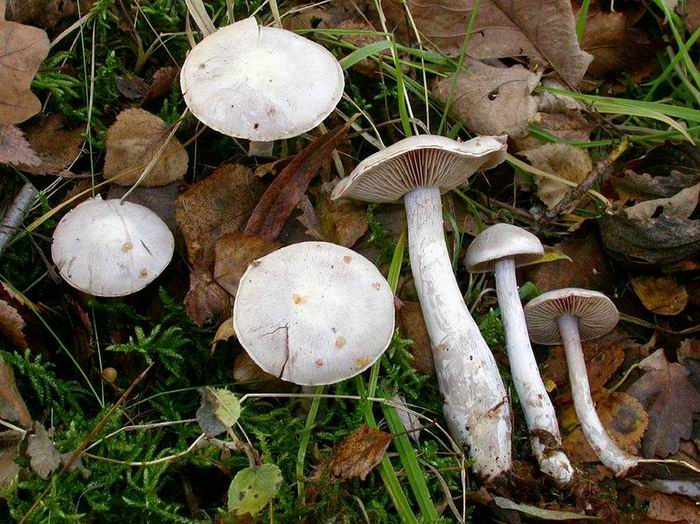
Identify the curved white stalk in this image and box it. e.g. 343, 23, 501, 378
405, 187, 511, 479
558, 313, 638, 474
495, 258, 573, 485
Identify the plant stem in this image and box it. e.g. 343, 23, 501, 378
494, 258, 572, 485
0, 183, 37, 260
404, 186, 511, 479
296, 385, 324, 498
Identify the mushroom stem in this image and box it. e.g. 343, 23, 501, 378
494, 258, 573, 485
404, 186, 511, 479
558, 313, 637, 474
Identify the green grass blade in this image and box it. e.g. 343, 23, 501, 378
296, 385, 324, 498
339, 41, 393, 70
576, 0, 591, 42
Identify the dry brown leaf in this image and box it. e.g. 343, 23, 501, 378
26, 422, 61, 479
433, 60, 540, 138
233, 350, 291, 392
322, 425, 392, 481
104, 108, 188, 187
115, 76, 147, 100
513, 111, 594, 151
316, 190, 368, 248
397, 302, 435, 375
542, 328, 629, 404
295, 195, 324, 240
521, 144, 592, 211
625, 183, 700, 221
6, 0, 93, 30
183, 265, 230, 326
0, 356, 31, 427
176, 164, 264, 264
0, 289, 27, 350
0, 16, 49, 124
22, 114, 83, 175
212, 318, 235, 349
626, 349, 700, 458
107, 183, 179, 232
244, 121, 350, 242
144, 66, 177, 104
382, 0, 592, 87
631, 276, 688, 316
522, 235, 613, 294
647, 492, 700, 522
0, 443, 21, 494
214, 233, 280, 296
0, 124, 39, 166
683, 0, 700, 32
561, 389, 648, 463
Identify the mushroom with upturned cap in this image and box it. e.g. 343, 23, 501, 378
180, 17, 344, 156
51, 196, 174, 297
332, 134, 512, 480
466, 224, 573, 485
233, 242, 394, 385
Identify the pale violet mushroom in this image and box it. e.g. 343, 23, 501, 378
233, 242, 394, 385
180, 17, 344, 156
51, 196, 174, 297
331, 134, 512, 480
465, 224, 573, 485
524, 288, 700, 497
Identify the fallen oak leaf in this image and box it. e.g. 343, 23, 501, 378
631, 276, 688, 316
382, 0, 592, 87
104, 108, 188, 187
433, 60, 540, 138
319, 424, 392, 481
0, 124, 39, 166
0, 12, 49, 125
243, 120, 351, 242
626, 349, 700, 458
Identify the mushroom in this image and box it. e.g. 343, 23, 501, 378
51, 196, 174, 297
233, 242, 395, 385
465, 224, 573, 485
180, 17, 344, 156
523, 288, 634, 473
331, 134, 512, 479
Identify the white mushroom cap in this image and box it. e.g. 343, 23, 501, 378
524, 288, 619, 345
465, 223, 543, 273
233, 242, 395, 385
180, 17, 344, 142
331, 134, 507, 203
51, 196, 174, 297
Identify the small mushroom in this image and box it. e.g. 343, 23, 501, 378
180, 17, 344, 155
465, 224, 573, 485
524, 288, 633, 474
51, 196, 174, 297
332, 134, 512, 479
233, 242, 394, 385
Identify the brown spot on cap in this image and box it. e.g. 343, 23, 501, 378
335, 336, 346, 349
292, 293, 306, 305
343, 255, 352, 264
315, 359, 324, 367
355, 356, 369, 368
371, 282, 381, 290
121, 241, 133, 252
139, 268, 148, 278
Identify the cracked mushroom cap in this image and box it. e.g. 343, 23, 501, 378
233, 242, 395, 385
180, 17, 344, 142
331, 134, 507, 203
51, 196, 174, 297
465, 223, 543, 273
524, 288, 619, 345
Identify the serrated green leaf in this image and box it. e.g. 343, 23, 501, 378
227, 464, 282, 516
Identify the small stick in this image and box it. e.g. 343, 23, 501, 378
540, 136, 630, 224
0, 183, 38, 260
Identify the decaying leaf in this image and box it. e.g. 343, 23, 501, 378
542, 328, 629, 404
176, 164, 264, 264
322, 425, 392, 481
0, 15, 49, 124
22, 114, 83, 175
0, 440, 21, 496
315, 188, 368, 248
183, 265, 230, 326
6, 0, 93, 31
294, 195, 324, 241
0, 124, 39, 166
397, 302, 435, 375
521, 144, 592, 211
626, 349, 700, 458
561, 389, 648, 463
624, 183, 700, 221
107, 183, 179, 233
0, 288, 28, 349
214, 233, 280, 296
26, 422, 61, 479
0, 356, 31, 427
514, 110, 594, 151
678, 338, 700, 392
433, 60, 540, 138
522, 235, 613, 294
233, 350, 291, 392
681, 0, 700, 32
227, 464, 283, 517
196, 387, 241, 437
104, 108, 188, 187
631, 276, 688, 316
646, 492, 700, 522
144, 66, 177, 103
382, 0, 592, 87
212, 318, 235, 349
244, 121, 350, 242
